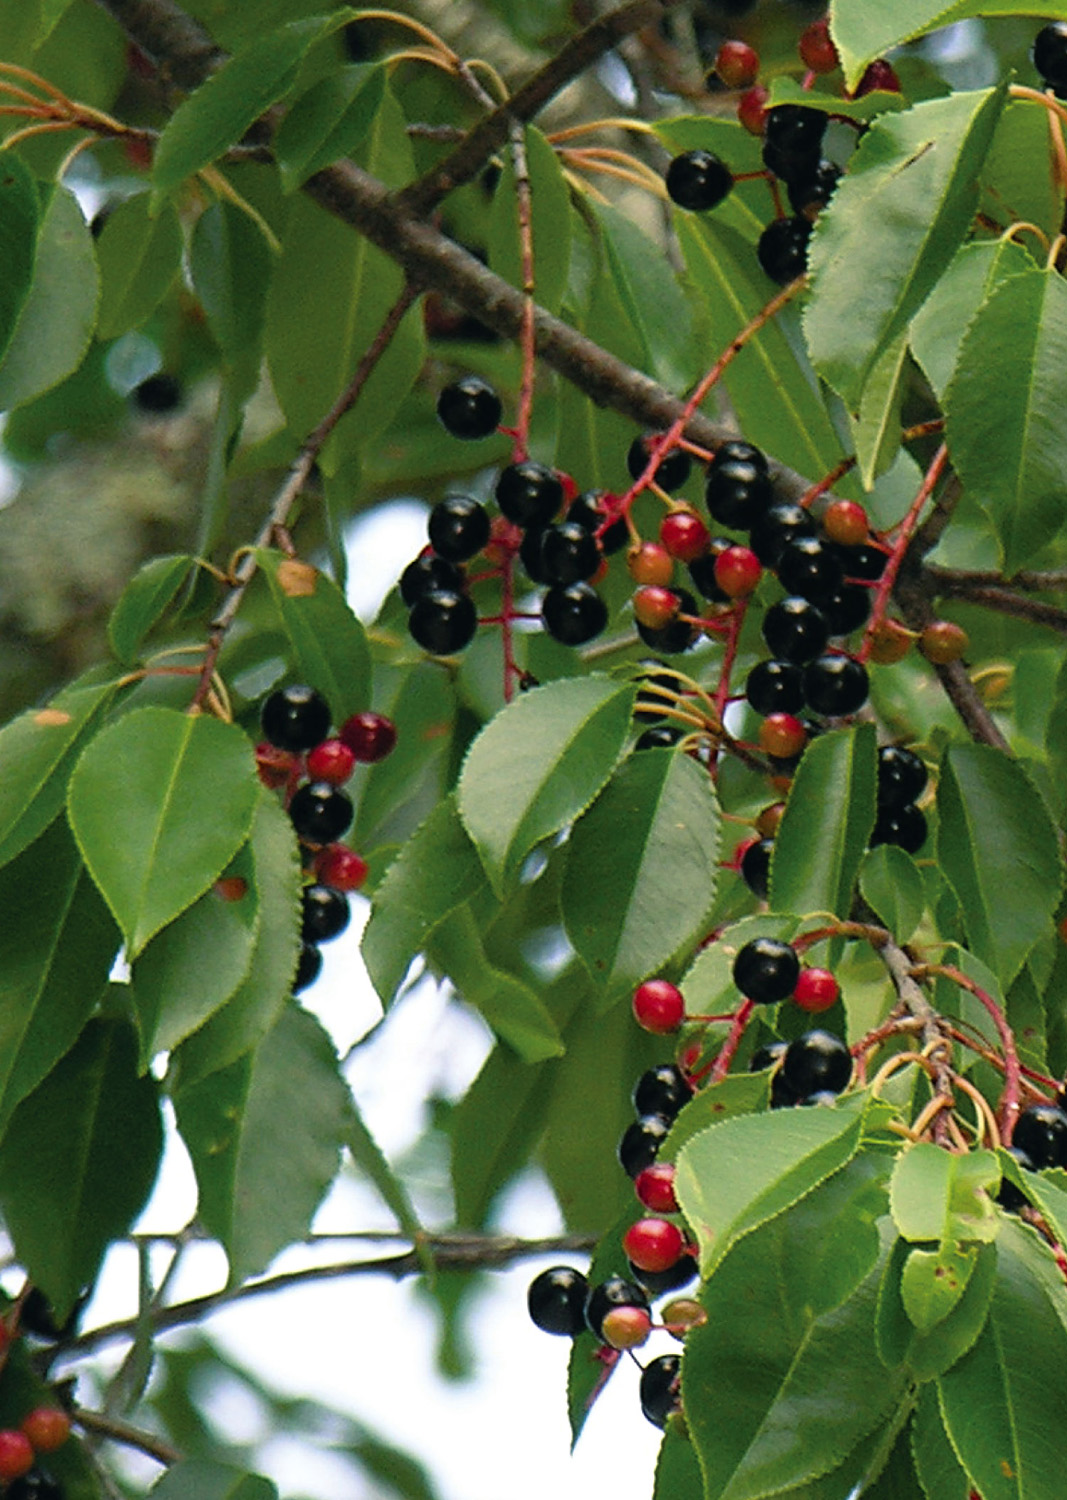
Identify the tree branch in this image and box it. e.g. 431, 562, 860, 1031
926, 581, 1067, 634
91, 0, 224, 90
74, 1406, 180, 1467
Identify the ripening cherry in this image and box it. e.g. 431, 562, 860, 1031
738, 84, 770, 135
798, 18, 839, 73
660, 510, 711, 563
792, 966, 840, 1013
715, 39, 760, 89
713, 544, 762, 599
822, 499, 869, 548
868, 618, 914, 664
758, 713, 807, 759
0, 1431, 34, 1483
920, 620, 968, 664
20, 1407, 71, 1454
632, 979, 685, 1033
635, 1163, 679, 1214
628, 542, 675, 587
633, 586, 682, 631
306, 738, 357, 785
623, 1217, 686, 1274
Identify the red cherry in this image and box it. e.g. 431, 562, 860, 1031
306, 738, 357, 785
793, 966, 840, 1013
758, 713, 807, 759
0, 1431, 34, 1482
624, 1217, 685, 1273
853, 59, 901, 96
314, 844, 369, 892
633, 586, 681, 631
738, 84, 770, 135
628, 541, 674, 586
713, 544, 762, 598
798, 18, 839, 73
635, 1163, 680, 1214
822, 499, 869, 547
633, 979, 685, 1034
715, 38, 760, 89
339, 711, 397, 763
660, 510, 711, 563
21, 1407, 71, 1454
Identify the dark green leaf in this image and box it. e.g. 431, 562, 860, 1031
859, 844, 925, 944
107, 555, 194, 666
594, 202, 701, 391
189, 200, 271, 387
0, 152, 39, 368
911, 1383, 971, 1500
352, 662, 457, 850
805, 87, 1007, 408
771, 724, 877, 919
0, 1018, 163, 1321
94, 193, 183, 339
562, 750, 719, 1003
909, 238, 1031, 401
489, 126, 571, 317
254, 549, 372, 724
937, 743, 1063, 987
274, 63, 386, 192
67, 706, 260, 957
653, 1427, 703, 1500
150, 1461, 278, 1500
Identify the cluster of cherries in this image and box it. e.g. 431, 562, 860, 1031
255, 686, 397, 990
0, 1305, 75, 1495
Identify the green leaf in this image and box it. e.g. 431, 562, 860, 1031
0, 818, 119, 1136
189, 199, 271, 385
653, 1428, 703, 1500
458, 676, 634, 895
851, 331, 907, 488
901, 1242, 979, 1334
489, 125, 571, 317
938, 1219, 1067, 1500
911, 1382, 972, 1500
562, 750, 719, 1003
254, 549, 372, 724
362, 796, 488, 1007
170, 791, 300, 1086
94, 193, 183, 340
174, 1001, 348, 1283
771, 724, 877, 919
679, 912, 802, 1015
67, 706, 259, 958
150, 1460, 278, 1500
0, 153, 39, 368
805, 86, 1007, 409
945, 267, 1067, 571
0, 185, 98, 411
909, 238, 1031, 402
859, 843, 925, 944
451, 1037, 557, 1229
0, 1018, 162, 1321
766, 74, 907, 124
107, 554, 194, 666
593, 202, 701, 392
352, 662, 457, 850
829, 0, 1053, 87
675, 1092, 868, 1275
274, 63, 386, 192
0, 676, 119, 870
890, 1143, 1000, 1245
151, 18, 332, 196
936, 743, 1064, 987
877, 1234, 997, 1381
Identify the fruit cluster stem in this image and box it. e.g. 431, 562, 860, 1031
913, 963, 1022, 1143
859, 443, 948, 664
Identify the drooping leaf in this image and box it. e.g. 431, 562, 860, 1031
0, 1018, 163, 1321
0, 185, 98, 411
805, 86, 1007, 409
0, 818, 119, 1136
489, 125, 571, 317
652, 1427, 703, 1500
94, 193, 183, 340
877, 1233, 997, 1381
150, 1460, 278, 1500
945, 267, 1067, 571
562, 750, 719, 1004
107, 555, 194, 666
0, 153, 39, 369
936, 743, 1063, 987
771, 724, 877, 919
254, 549, 372, 724
174, 1001, 349, 1284
859, 844, 925, 945
67, 706, 259, 958
890, 1142, 1000, 1245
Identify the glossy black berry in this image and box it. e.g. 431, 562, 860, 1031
836, 542, 888, 581
870, 804, 927, 855
741, 837, 773, 898
996, 1147, 1033, 1213
527, 1266, 589, 1335
399, 552, 464, 607
749, 1040, 788, 1072
289, 781, 354, 844
585, 1276, 650, 1340
787, 159, 842, 217
750, 502, 816, 567
1034, 21, 1067, 89
409, 588, 478, 654
496, 462, 564, 528
437, 376, 502, 439
567, 490, 627, 554
771, 1069, 802, 1108
629, 1253, 698, 1296
133, 372, 183, 413
301, 883, 350, 943
542, 582, 608, 645
639, 1354, 682, 1429
762, 597, 829, 665
619, 1113, 673, 1177
294, 941, 323, 992
636, 587, 699, 654
782, 1029, 852, 1098
519, 527, 551, 583
803, 654, 869, 716
427, 496, 491, 562
1012, 1103, 1067, 1169
822, 582, 871, 636
19, 1287, 87, 1342
688, 538, 735, 603
7, 1473, 65, 1500
628, 435, 692, 492
877, 746, 928, 808
633, 1064, 691, 1120
733, 937, 800, 1004
757, 216, 813, 284
746, 659, 805, 716
705, 457, 775, 531
716, 439, 769, 474
665, 149, 734, 211
763, 104, 827, 179
541, 521, 601, 584
636, 724, 683, 750
261, 685, 331, 753
777, 537, 843, 605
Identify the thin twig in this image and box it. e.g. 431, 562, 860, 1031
74, 1407, 180, 1467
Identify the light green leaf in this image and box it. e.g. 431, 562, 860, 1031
805, 86, 1007, 409
274, 63, 386, 192
877, 1233, 997, 1381
859, 844, 925, 944
901, 1242, 979, 1334
851, 332, 907, 489
653, 1427, 703, 1500
945, 267, 1067, 571
829, 0, 1064, 86
909, 238, 1031, 401
255, 549, 372, 724
150, 1460, 278, 1500
0, 185, 98, 411
890, 1142, 1000, 1244
67, 707, 259, 958
174, 1002, 349, 1284
489, 125, 571, 316
107, 555, 194, 666
937, 743, 1064, 987
771, 724, 877, 919
562, 750, 719, 1003
0, 1018, 163, 1322
458, 676, 635, 895
0, 153, 39, 368
94, 194, 183, 339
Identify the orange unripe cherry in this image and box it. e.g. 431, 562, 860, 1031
633, 586, 681, 630
628, 542, 674, 587
822, 499, 869, 547
920, 620, 969, 664
21, 1407, 71, 1454
868, 618, 915, 665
